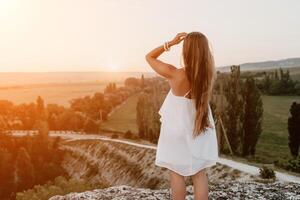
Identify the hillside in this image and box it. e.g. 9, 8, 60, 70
60, 139, 255, 190
218, 57, 300, 72
12, 132, 300, 199
48, 138, 300, 199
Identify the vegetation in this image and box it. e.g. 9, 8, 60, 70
0, 77, 143, 199
271, 101, 300, 173
219, 68, 300, 172
100, 94, 140, 134
136, 77, 169, 143
124, 130, 134, 139
124, 77, 141, 88
221, 66, 244, 154
111, 134, 119, 139
216, 66, 263, 157
256, 68, 300, 95
241, 77, 263, 156
16, 176, 106, 200
0, 130, 66, 199
259, 165, 276, 179
104, 82, 117, 93
255, 96, 299, 163
275, 157, 300, 173
288, 102, 300, 157
0, 78, 140, 133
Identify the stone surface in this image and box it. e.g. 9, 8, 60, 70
49, 181, 300, 200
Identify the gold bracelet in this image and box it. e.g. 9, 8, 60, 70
164, 42, 170, 51
163, 42, 167, 51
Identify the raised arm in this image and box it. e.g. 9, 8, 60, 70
145, 32, 187, 79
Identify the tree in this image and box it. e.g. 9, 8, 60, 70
83, 118, 98, 134
136, 81, 165, 142
288, 102, 300, 157
36, 96, 46, 120
33, 119, 49, 136
141, 74, 145, 89
262, 72, 272, 93
0, 149, 15, 199
104, 82, 117, 93
223, 65, 244, 154
47, 104, 66, 130
124, 77, 139, 88
241, 77, 263, 156
16, 103, 37, 130
15, 148, 35, 192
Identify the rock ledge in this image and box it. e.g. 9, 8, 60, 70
50, 181, 300, 200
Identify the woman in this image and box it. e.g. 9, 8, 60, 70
145, 32, 219, 200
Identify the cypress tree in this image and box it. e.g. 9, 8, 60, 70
288, 102, 300, 157
36, 96, 46, 121
241, 77, 263, 156
223, 65, 244, 154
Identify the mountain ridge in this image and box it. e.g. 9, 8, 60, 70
218, 57, 300, 72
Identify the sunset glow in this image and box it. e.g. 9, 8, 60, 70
0, 0, 299, 72
0, 0, 15, 18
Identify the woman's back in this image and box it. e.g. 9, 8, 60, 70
168, 68, 191, 98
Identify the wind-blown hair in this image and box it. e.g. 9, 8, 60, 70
182, 32, 216, 137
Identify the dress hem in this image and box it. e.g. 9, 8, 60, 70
155, 160, 218, 177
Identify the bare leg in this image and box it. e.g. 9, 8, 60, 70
169, 170, 186, 200
191, 169, 209, 200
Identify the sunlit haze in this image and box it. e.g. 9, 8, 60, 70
0, 0, 299, 72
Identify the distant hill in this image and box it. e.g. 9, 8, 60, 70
218, 57, 300, 72
0, 71, 155, 87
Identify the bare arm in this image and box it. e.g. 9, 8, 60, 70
145, 32, 187, 79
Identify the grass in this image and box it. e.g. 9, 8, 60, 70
100, 91, 299, 167
255, 95, 300, 163
101, 93, 140, 134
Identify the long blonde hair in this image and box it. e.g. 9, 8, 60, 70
182, 32, 215, 137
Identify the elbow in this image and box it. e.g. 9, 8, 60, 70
145, 54, 152, 63
145, 54, 150, 62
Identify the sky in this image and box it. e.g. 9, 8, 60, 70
0, 0, 299, 72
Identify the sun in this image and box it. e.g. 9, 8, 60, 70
110, 64, 121, 72
106, 62, 121, 72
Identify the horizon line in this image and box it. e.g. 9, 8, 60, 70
0, 56, 299, 73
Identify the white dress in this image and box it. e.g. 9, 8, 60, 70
155, 89, 219, 176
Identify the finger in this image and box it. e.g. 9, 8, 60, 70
178, 32, 187, 37
176, 32, 186, 37
179, 35, 187, 40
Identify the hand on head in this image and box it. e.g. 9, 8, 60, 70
170, 32, 187, 46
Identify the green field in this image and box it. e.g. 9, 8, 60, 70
100, 92, 300, 165
255, 95, 300, 163
101, 93, 139, 134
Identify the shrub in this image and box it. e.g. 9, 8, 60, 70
124, 130, 133, 139
16, 176, 106, 200
274, 157, 300, 173
259, 165, 276, 179
111, 134, 119, 139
